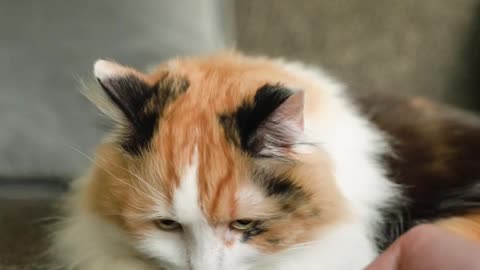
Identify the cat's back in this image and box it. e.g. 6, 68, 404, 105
353, 91, 480, 248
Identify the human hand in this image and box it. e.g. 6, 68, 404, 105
365, 224, 480, 270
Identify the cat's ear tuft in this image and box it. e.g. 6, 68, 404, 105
231, 84, 305, 158
89, 59, 155, 126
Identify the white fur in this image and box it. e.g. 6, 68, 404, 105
53, 57, 400, 270
257, 223, 376, 270
281, 60, 399, 266
283, 61, 397, 225
173, 148, 202, 224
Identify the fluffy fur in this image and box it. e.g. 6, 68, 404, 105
51, 52, 480, 270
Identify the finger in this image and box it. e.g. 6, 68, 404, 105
363, 235, 403, 270
366, 224, 480, 270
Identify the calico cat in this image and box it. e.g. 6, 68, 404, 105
51, 52, 480, 270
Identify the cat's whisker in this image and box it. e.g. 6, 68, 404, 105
78, 146, 168, 205
127, 169, 168, 203
94, 211, 150, 220
32, 216, 65, 224
69, 146, 159, 202
94, 153, 168, 204
289, 240, 321, 250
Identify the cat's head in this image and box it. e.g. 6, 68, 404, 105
85, 52, 349, 270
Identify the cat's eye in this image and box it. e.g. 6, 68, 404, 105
230, 219, 257, 231
154, 219, 182, 231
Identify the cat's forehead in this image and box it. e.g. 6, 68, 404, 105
137, 55, 300, 220
92, 52, 321, 221
150, 53, 297, 101
149, 114, 263, 221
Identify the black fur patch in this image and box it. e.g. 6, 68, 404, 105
121, 109, 159, 155
219, 84, 294, 157
155, 75, 190, 118
253, 169, 308, 213
98, 75, 155, 127
242, 223, 267, 242
352, 92, 480, 251
263, 175, 303, 198
266, 237, 281, 245
98, 74, 189, 155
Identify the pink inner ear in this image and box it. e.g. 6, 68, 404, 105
253, 90, 305, 157
273, 90, 305, 131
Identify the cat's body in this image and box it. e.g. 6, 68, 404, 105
51, 52, 480, 270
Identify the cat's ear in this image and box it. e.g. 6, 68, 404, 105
91, 59, 155, 125
87, 59, 190, 155
249, 85, 304, 157
224, 84, 304, 158
86, 59, 159, 155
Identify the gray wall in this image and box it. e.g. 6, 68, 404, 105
0, 0, 234, 179
237, 0, 480, 112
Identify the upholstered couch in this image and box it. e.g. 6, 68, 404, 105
0, 1, 233, 268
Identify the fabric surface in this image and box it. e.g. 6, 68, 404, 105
0, 1, 234, 268
0, 0, 234, 179
0, 196, 58, 269
236, 0, 480, 112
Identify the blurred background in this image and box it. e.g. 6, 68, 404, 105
0, 0, 479, 268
